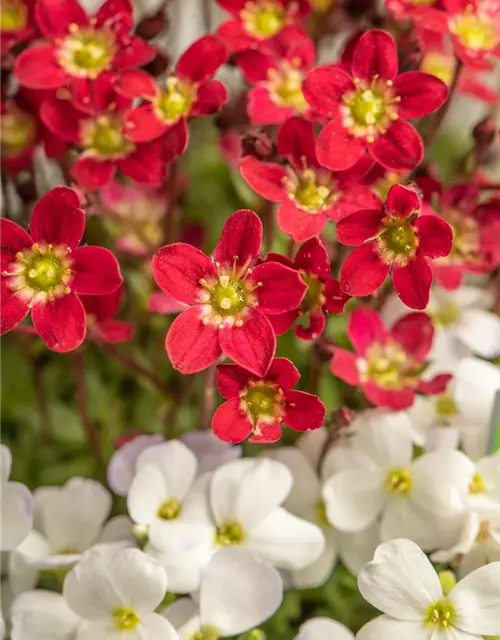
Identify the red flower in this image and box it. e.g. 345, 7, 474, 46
14, 0, 155, 93
216, 0, 310, 53
235, 27, 315, 125
115, 35, 228, 144
212, 357, 326, 443
41, 72, 185, 190
303, 29, 449, 171
385, 0, 437, 20
240, 117, 380, 241
265, 237, 351, 339
80, 285, 134, 343
337, 184, 453, 309
152, 209, 307, 376
331, 306, 451, 410
1, 187, 123, 352
1, 0, 36, 56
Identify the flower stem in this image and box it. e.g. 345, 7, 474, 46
163, 160, 179, 244
200, 362, 217, 431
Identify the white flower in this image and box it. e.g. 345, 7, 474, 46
322, 419, 474, 550
108, 434, 164, 497
11, 590, 80, 640
357, 538, 500, 639
63, 546, 178, 640
294, 617, 355, 640
1, 445, 33, 551
149, 458, 325, 576
163, 548, 282, 638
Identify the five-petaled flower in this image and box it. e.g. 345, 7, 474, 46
337, 184, 453, 310
114, 34, 228, 145
0, 187, 123, 352
152, 209, 307, 376
303, 29, 449, 172
240, 117, 380, 241
216, 0, 310, 53
14, 0, 155, 94
331, 306, 451, 410
266, 237, 351, 339
212, 357, 326, 443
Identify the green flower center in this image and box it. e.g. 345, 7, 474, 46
242, 2, 285, 37
190, 626, 220, 640
25, 254, 65, 291
293, 174, 331, 213
0, 111, 36, 154
434, 393, 458, 417
210, 277, 248, 316
432, 301, 461, 327
451, 13, 496, 51
1, 0, 28, 31
215, 520, 246, 546
383, 222, 417, 255
270, 66, 307, 112
242, 383, 278, 421
113, 607, 140, 631
85, 115, 133, 158
364, 341, 411, 389
385, 468, 413, 495
157, 498, 182, 520
424, 600, 457, 630
157, 78, 195, 123
58, 26, 116, 78
469, 472, 486, 495
350, 89, 386, 126
300, 272, 325, 311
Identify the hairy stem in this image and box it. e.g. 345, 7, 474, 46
200, 362, 217, 431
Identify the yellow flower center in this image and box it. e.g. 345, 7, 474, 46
385, 468, 413, 495
190, 626, 220, 640
113, 607, 140, 631
292, 171, 332, 213
0, 0, 28, 31
361, 340, 415, 390
424, 600, 457, 630
157, 498, 182, 520
420, 52, 455, 86
241, 1, 286, 38
342, 80, 399, 140
156, 77, 196, 123
57, 24, 116, 78
0, 110, 36, 155
432, 301, 461, 327
476, 520, 493, 542
82, 115, 134, 159
268, 64, 307, 112
450, 12, 496, 51
215, 520, 246, 546
300, 272, 325, 310
434, 393, 458, 418
469, 472, 486, 495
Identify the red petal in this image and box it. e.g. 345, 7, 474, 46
414, 214, 453, 258
214, 209, 262, 268
294, 237, 330, 278
147, 292, 187, 314
348, 305, 387, 354
283, 389, 326, 431
340, 244, 389, 297
152, 243, 215, 305
394, 72, 448, 119
277, 117, 318, 169
303, 67, 353, 117
118, 140, 165, 186
0, 281, 30, 335
190, 80, 228, 116
239, 157, 286, 202
268, 310, 297, 335
15, 44, 67, 90
1, 219, 32, 267
329, 185, 382, 222
71, 246, 123, 295
266, 357, 300, 388
351, 29, 398, 81
390, 312, 434, 362
248, 421, 282, 443
40, 98, 82, 143
211, 398, 253, 444
30, 187, 84, 249
217, 19, 255, 53
95, 0, 133, 35
330, 348, 360, 385
218, 310, 275, 377
162, 119, 189, 163
432, 265, 463, 290
113, 35, 156, 69
94, 319, 134, 343
216, 363, 255, 398
166, 306, 221, 374
418, 374, 452, 395
247, 87, 291, 126
392, 257, 431, 310
114, 69, 158, 99
295, 309, 326, 340
323, 278, 351, 312
31, 293, 86, 352
35, 0, 89, 38
336, 209, 384, 246
316, 119, 365, 172
385, 184, 421, 218
79, 285, 123, 321
176, 35, 228, 82
235, 50, 274, 83
364, 383, 414, 410
251, 261, 307, 314
370, 119, 423, 172
124, 104, 169, 143
276, 200, 326, 242
70, 157, 116, 190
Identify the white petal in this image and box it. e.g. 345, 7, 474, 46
412, 450, 475, 517
199, 547, 282, 636
41, 478, 111, 552
357, 539, 441, 620
247, 507, 324, 570
336, 522, 380, 576
127, 464, 168, 525
11, 590, 80, 640
380, 498, 444, 551
77, 615, 177, 640
449, 561, 500, 635
290, 532, 337, 589
456, 309, 500, 359
453, 285, 492, 310
107, 435, 164, 497
322, 470, 385, 532
136, 440, 198, 500
64, 546, 168, 619
1, 444, 12, 486
9, 531, 51, 594
356, 418, 413, 470
454, 358, 500, 427
210, 458, 292, 529
181, 430, 242, 475
99, 515, 135, 544
294, 617, 354, 640
425, 426, 461, 452
429, 326, 469, 362
296, 429, 330, 470
1, 482, 33, 551
356, 615, 434, 640
161, 598, 198, 631
476, 452, 500, 501
138, 614, 179, 640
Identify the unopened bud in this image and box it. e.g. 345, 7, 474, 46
241, 131, 276, 161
